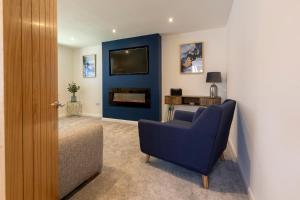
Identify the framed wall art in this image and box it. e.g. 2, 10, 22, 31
83, 54, 96, 78
180, 42, 204, 74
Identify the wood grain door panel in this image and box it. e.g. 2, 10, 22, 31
3, 0, 23, 198
4, 0, 58, 199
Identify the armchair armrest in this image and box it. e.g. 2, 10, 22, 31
138, 119, 190, 155
138, 119, 190, 135
173, 110, 194, 122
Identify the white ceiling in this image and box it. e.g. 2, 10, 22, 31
58, 0, 233, 48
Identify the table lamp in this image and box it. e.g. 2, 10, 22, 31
206, 72, 222, 98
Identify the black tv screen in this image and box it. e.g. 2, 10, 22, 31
109, 46, 149, 75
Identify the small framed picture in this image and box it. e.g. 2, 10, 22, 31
83, 54, 96, 78
180, 42, 204, 74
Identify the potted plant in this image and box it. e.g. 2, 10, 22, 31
68, 82, 80, 102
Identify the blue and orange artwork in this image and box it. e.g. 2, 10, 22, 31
180, 43, 203, 74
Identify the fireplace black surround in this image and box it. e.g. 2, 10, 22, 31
109, 88, 151, 108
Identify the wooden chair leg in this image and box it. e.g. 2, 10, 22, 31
145, 154, 150, 163
220, 153, 225, 161
202, 175, 209, 189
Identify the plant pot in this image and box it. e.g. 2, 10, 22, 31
71, 95, 77, 102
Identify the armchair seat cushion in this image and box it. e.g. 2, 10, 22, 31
165, 120, 192, 128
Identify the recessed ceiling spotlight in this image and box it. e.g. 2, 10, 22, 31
70, 37, 75, 41
168, 17, 174, 23
112, 29, 116, 33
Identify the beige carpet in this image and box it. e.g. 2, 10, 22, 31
69, 120, 249, 200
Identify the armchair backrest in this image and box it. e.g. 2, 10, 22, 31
207, 99, 236, 170
188, 106, 224, 170
188, 99, 236, 172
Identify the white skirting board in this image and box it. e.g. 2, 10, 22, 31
81, 113, 102, 118
101, 117, 138, 125
59, 113, 102, 119
228, 139, 255, 200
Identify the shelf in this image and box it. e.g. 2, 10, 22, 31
165, 96, 221, 107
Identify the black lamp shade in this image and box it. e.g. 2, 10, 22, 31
206, 72, 222, 83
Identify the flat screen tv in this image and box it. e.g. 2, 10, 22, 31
109, 46, 149, 75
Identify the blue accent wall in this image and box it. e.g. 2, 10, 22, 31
102, 34, 162, 121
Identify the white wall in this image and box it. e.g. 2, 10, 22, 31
162, 28, 227, 121
58, 45, 74, 116
73, 46, 102, 117
0, 0, 5, 198
227, 0, 300, 200
58, 45, 102, 117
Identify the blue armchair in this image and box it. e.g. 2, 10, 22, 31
138, 99, 236, 188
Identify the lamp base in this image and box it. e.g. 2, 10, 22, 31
210, 84, 218, 98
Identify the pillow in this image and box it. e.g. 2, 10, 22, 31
192, 107, 206, 122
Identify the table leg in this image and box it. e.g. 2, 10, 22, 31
170, 105, 175, 120
167, 104, 175, 121
167, 104, 173, 121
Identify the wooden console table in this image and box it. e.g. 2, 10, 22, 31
165, 96, 221, 121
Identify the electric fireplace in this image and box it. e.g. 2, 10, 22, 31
109, 88, 151, 108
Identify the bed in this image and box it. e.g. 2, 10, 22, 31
59, 116, 103, 199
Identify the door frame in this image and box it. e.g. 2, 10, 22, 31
0, 0, 5, 199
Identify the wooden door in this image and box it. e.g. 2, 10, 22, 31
3, 0, 58, 199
